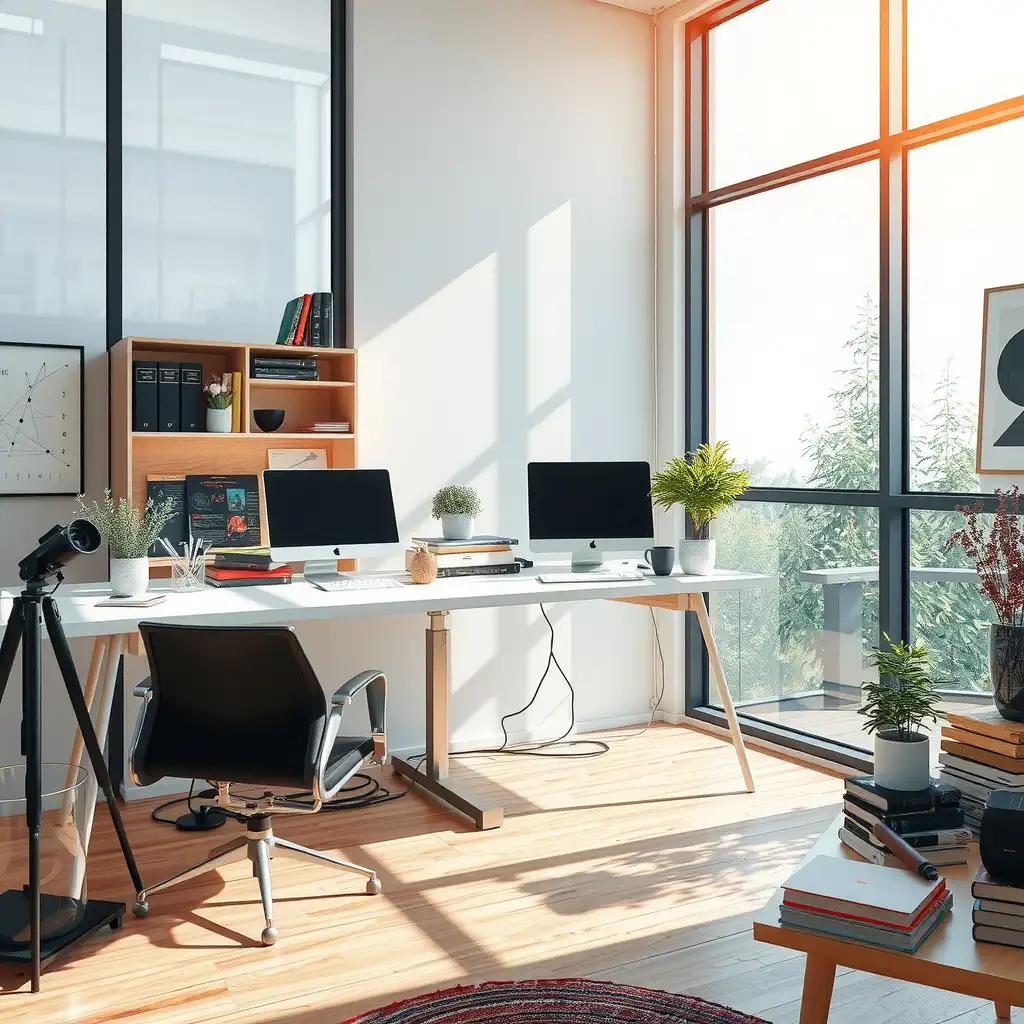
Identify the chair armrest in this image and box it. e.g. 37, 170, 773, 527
133, 678, 153, 700
331, 669, 385, 706
331, 670, 387, 764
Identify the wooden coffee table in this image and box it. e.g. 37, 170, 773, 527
753, 813, 1024, 1023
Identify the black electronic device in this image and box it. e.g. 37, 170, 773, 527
981, 790, 1024, 883
18, 520, 100, 583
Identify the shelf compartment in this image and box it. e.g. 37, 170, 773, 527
248, 382, 354, 434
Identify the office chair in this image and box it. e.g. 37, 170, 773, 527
128, 622, 387, 946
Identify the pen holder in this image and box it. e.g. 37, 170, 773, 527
170, 557, 204, 593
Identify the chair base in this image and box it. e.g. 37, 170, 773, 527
132, 813, 381, 945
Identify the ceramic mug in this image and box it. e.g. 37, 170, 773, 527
644, 546, 675, 576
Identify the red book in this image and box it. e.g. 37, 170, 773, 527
205, 565, 293, 581
291, 293, 312, 345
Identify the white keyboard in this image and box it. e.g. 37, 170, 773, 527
309, 576, 406, 593
537, 571, 646, 584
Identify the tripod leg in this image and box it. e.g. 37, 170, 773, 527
22, 596, 42, 993
43, 599, 145, 896
0, 597, 24, 710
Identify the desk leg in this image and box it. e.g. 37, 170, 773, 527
690, 593, 755, 793
799, 953, 836, 1024
62, 637, 109, 817
392, 610, 504, 830
995, 1002, 1012, 1021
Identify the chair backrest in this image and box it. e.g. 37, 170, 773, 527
134, 623, 327, 789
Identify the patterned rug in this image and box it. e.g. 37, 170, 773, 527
342, 979, 771, 1024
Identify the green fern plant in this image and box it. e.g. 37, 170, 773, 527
74, 490, 178, 559
859, 634, 942, 741
650, 441, 750, 538
431, 484, 481, 519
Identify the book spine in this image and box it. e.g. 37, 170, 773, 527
252, 369, 320, 380
276, 298, 299, 344
157, 363, 181, 432
435, 563, 521, 578
323, 291, 334, 347
252, 357, 318, 369
284, 296, 305, 345
132, 361, 158, 431
309, 292, 323, 347
230, 372, 241, 432
846, 783, 933, 813
844, 797, 965, 834
180, 363, 203, 432
293, 294, 312, 346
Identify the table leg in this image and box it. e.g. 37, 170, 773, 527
996, 1002, 1012, 1021
62, 637, 109, 816
690, 593, 755, 793
392, 611, 504, 830
799, 953, 836, 1024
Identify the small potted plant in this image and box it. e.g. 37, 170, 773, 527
649, 441, 749, 574
948, 487, 1024, 720
75, 490, 178, 597
860, 635, 942, 792
204, 375, 234, 433
431, 485, 481, 541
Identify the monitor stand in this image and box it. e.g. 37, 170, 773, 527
302, 559, 344, 583
569, 549, 606, 573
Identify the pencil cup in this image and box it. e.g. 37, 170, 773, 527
170, 558, 204, 593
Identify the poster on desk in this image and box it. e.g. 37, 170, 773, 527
185, 474, 261, 548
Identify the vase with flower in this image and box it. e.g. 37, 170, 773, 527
204, 376, 234, 433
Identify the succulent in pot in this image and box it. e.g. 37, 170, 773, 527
431, 485, 482, 541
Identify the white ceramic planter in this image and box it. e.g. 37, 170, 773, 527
206, 406, 232, 433
873, 730, 931, 792
109, 557, 149, 598
678, 538, 716, 575
441, 514, 474, 541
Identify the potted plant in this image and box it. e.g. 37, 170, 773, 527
431, 485, 481, 541
948, 487, 1024, 720
860, 635, 942, 791
649, 441, 750, 574
75, 490, 178, 597
204, 376, 234, 433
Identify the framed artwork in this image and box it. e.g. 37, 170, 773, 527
267, 448, 328, 470
0, 341, 84, 495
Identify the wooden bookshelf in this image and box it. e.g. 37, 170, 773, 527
110, 337, 357, 576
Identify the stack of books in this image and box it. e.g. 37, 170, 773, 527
407, 535, 520, 579
275, 292, 336, 347
300, 421, 351, 434
205, 548, 292, 588
973, 866, 1024, 948
780, 854, 953, 953
938, 707, 1024, 835
251, 356, 319, 381
839, 775, 970, 868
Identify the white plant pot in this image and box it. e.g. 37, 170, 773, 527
441, 514, 474, 541
873, 730, 931, 792
206, 406, 232, 433
109, 557, 149, 598
678, 538, 716, 575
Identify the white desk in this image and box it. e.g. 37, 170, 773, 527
12, 566, 774, 833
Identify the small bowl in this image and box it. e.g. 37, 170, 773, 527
253, 409, 285, 433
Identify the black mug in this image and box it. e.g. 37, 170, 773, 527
644, 546, 675, 577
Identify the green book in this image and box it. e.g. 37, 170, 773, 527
275, 298, 300, 344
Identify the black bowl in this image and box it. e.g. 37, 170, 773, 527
253, 408, 285, 433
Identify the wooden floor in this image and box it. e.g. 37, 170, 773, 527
0, 725, 1011, 1024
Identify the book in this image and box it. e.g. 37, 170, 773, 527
323, 291, 334, 347
230, 372, 241, 432
309, 292, 324, 347
942, 739, 1024, 774
937, 767, 1017, 806
253, 368, 320, 380
292, 294, 313, 346
283, 295, 309, 345
206, 565, 292, 581
276, 297, 301, 344
973, 865, 1024, 904
942, 725, 1024, 758
146, 477, 188, 558
974, 900, 1024, 929
414, 541, 512, 555
938, 751, 1024, 788
843, 794, 966, 835
946, 706, 1024, 744
212, 547, 276, 570
186, 475, 261, 549
252, 357, 318, 370
412, 535, 519, 548
977, 898, 1024, 918
180, 362, 203, 432
132, 360, 158, 432
841, 816, 971, 851
205, 573, 291, 588
405, 549, 515, 571
782, 854, 948, 930
844, 775, 961, 814
157, 362, 181, 432
435, 563, 521, 579
838, 827, 968, 868
974, 924, 1024, 948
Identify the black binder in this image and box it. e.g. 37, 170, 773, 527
132, 361, 158, 432
157, 363, 181, 432
323, 292, 334, 348
309, 292, 324, 347
180, 363, 203, 432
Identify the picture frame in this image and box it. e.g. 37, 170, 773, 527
0, 341, 84, 496
267, 448, 328, 470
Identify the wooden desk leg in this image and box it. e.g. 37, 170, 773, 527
392, 611, 504, 831
690, 593, 755, 793
996, 1002, 1012, 1021
61, 636, 109, 817
799, 953, 836, 1024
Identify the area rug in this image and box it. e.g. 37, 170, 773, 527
342, 979, 771, 1024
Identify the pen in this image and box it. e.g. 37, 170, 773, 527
872, 820, 938, 881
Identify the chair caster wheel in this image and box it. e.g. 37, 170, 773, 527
366, 876, 382, 895
261, 926, 278, 946
133, 900, 149, 918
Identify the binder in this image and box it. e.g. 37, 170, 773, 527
323, 291, 334, 348
309, 292, 324, 347
132, 360, 158, 432
180, 362, 203, 432
157, 363, 181, 432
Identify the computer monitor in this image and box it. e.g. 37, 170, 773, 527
263, 468, 402, 577
527, 461, 655, 571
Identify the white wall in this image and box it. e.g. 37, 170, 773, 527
0, 0, 656, 793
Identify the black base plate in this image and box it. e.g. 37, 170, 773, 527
176, 808, 227, 831
0, 892, 125, 964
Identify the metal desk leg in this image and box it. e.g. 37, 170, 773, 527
392, 610, 504, 830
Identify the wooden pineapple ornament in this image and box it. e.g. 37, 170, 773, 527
409, 546, 437, 584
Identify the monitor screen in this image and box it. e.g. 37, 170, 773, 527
264, 469, 400, 550
528, 462, 654, 541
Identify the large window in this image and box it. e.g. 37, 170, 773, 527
688, 1, 1018, 764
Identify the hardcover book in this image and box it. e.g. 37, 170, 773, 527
157, 362, 181, 432
132, 360, 158, 432
844, 776, 961, 814
186, 475, 261, 549
434, 563, 521, 579
843, 794, 966, 835
145, 476, 187, 557
180, 362, 203, 432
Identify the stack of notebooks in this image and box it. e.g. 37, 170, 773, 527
780, 854, 953, 952
938, 707, 1024, 835
407, 535, 520, 579
251, 356, 319, 381
839, 775, 970, 867
276, 292, 337, 347
300, 421, 351, 434
205, 548, 292, 588
973, 865, 1024, 948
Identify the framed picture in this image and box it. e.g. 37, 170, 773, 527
267, 448, 328, 470
0, 341, 84, 496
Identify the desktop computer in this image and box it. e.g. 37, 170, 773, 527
263, 469, 403, 591
527, 461, 655, 574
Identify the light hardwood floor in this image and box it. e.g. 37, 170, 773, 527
0, 725, 1012, 1024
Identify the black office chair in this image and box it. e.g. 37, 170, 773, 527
128, 622, 387, 945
